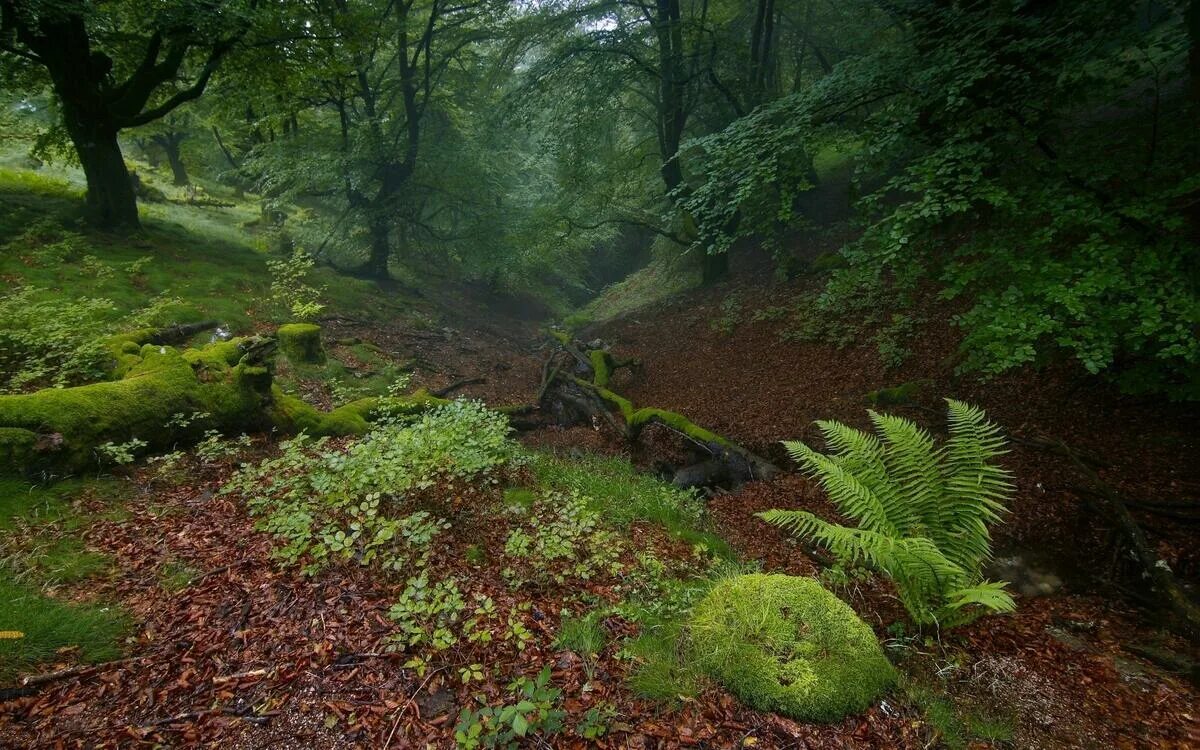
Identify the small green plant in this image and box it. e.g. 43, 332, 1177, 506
502, 492, 624, 586
387, 573, 466, 657
224, 402, 512, 574
575, 702, 617, 740
267, 247, 325, 321
875, 313, 918, 370
95, 437, 148, 467
759, 400, 1016, 627
710, 291, 742, 335
454, 665, 566, 749
195, 430, 251, 464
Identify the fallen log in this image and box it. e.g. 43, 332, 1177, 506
539, 331, 778, 487
1045, 436, 1200, 643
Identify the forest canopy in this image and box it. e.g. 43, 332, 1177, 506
1, 0, 1197, 397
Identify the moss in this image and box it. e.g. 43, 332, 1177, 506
100, 328, 157, 378
277, 323, 326, 365
0, 341, 271, 474
0, 427, 36, 469
589, 349, 613, 387
628, 407, 731, 447
866, 381, 924, 407
547, 328, 572, 346
266, 387, 449, 437
689, 574, 896, 722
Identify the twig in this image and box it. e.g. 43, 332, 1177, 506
1051, 437, 1200, 642
20, 656, 139, 688
432, 377, 486, 397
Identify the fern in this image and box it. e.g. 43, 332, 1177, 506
760, 400, 1016, 627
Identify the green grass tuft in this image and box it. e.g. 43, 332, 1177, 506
0, 581, 130, 682
529, 451, 731, 556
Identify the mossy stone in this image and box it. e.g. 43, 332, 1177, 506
277, 323, 326, 365
689, 574, 896, 722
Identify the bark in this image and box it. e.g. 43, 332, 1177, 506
69, 123, 141, 229
0, 1, 237, 230
1188, 0, 1200, 107
360, 217, 392, 279
152, 132, 189, 185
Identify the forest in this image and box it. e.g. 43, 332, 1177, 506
0, 0, 1198, 747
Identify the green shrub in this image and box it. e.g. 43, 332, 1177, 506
688, 573, 896, 722
0, 287, 117, 391
225, 400, 513, 574
759, 400, 1015, 627
267, 247, 325, 321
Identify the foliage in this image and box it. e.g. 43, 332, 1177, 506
688, 573, 896, 722
225, 400, 512, 574
0, 286, 117, 392
267, 248, 325, 321
454, 665, 566, 749
681, 2, 1199, 397
759, 400, 1016, 627
95, 438, 148, 468
502, 491, 624, 586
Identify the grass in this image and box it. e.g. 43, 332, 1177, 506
903, 680, 1016, 749
0, 580, 130, 682
528, 451, 732, 557
0, 164, 399, 340
0, 477, 126, 530
0, 477, 130, 683
556, 609, 607, 658
567, 250, 700, 329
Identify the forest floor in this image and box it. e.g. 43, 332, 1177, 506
2, 168, 1200, 748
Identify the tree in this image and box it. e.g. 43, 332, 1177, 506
0, 0, 256, 228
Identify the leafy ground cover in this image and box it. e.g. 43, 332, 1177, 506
1, 168, 1198, 750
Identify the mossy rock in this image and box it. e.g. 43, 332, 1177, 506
277, 323, 326, 365
0, 427, 36, 469
689, 574, 896, 722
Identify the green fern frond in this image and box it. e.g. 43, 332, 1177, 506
766, 401, 1016, 628
944, 580, 1017, 614
870, 410, 942, 534
803, 451, 899, 536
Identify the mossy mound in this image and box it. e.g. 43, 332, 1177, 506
277, 323, 326, 365
689, 574, 896, 722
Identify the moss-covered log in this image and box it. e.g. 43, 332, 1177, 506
0, 338, 276, 474
541, 332, 777, 486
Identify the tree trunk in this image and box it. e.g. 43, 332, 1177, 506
69, 124, 140, 230
159, 137, 189, 185
362, 218, 392, 279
